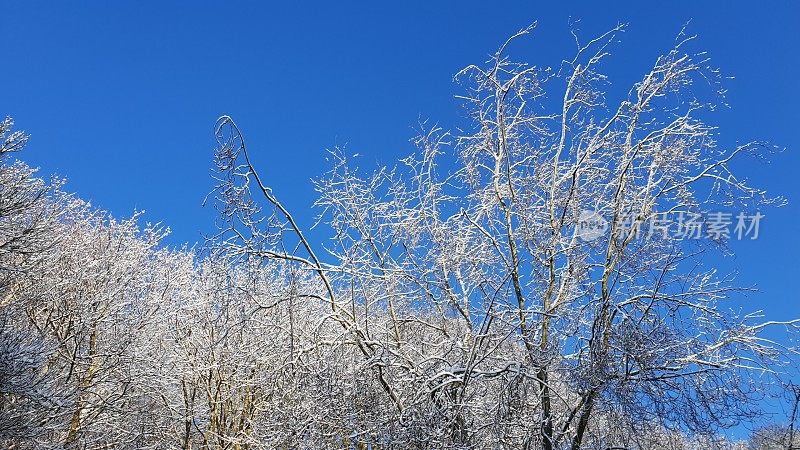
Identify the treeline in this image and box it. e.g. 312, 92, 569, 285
2, 24, 800, 450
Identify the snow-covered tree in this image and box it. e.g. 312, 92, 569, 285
210, 23, 798, 449
0, 117, 71, 446
0, 21, 797, 450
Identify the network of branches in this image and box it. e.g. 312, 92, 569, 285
1, 23, 798, 450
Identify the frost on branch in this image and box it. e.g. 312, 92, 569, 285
1, 22, 798, 450
203, 23, 797, 449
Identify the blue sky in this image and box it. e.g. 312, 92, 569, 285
2, 0, 799, 410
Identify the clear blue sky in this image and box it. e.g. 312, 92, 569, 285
2, 1, 799, 384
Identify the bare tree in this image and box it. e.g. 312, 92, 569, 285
0, 20, 796, 450
19, 210, 173, 448
0, 117, 73, 446
749, 384, 800, 450
210, 23, 798, 449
